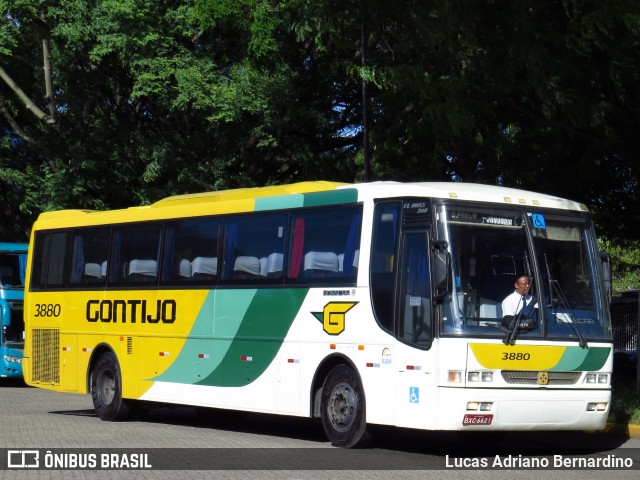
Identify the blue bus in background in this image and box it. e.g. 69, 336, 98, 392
0, 243, 28, 379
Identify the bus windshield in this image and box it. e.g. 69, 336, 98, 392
0, 252, 26, 289
438, 205, 611, 342
1, 250, 27, 352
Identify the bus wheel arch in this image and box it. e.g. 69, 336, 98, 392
88, 347, 132, 421
313, 356, 372, 448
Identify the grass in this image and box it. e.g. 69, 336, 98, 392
608, 356, 640, 425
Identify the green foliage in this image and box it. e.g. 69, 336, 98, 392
0, 0, 639, 244
610, 364, 640, 425
600, 237, 640, 292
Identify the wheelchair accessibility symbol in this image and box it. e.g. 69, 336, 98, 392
532, 213, 546, 229
410, 387, 419, 403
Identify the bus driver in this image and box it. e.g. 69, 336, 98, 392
501, 275, 536, 318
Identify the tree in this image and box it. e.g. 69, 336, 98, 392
1, 0, 639, 246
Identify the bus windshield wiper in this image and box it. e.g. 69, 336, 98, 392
503, 299, 527, 345
544, 255, 587, 348
503, 252, 535, 345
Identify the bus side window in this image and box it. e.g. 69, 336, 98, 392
287, 205, 362, 284
69, 227, 110, 287
110, 224, 161, 285
221, 213, 287, 284
398, 232, 432, 348
370, 202, 401, 333
161, 218, 220, 285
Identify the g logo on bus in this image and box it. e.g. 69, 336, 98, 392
312, 302, 358, 335
537, 372, 549, 386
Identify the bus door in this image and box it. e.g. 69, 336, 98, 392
393, 202, 435, 429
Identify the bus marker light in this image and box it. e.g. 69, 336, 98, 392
198, 354, 209, 359
407, 365, 421, 371
329, 344, 336, 350
62, 347, 71, 351
82, 347, 92, 353
241, 356, 253, 362
587, 402, 608, 412
366, 363, 380, 368
479, 402, 493, 411
159, 352, 169, 357
287, 359, 300, 363
358, 345, 365, 351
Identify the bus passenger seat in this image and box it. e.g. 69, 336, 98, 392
83, 263, 102, 282
179, 259, 192, 278
233, 256, 261, 279
304, 251, 339, 278
266, 252, 284, 278
337, 250, 359, 275
479, 298, 499, 319
259, 257, 268, 277
128, 259, 158, 281
191, 257, 217, 280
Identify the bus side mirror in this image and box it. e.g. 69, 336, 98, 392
433, 241, 451, 302
1, 302, 10, 327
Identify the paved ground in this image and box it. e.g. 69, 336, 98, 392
1, 379, 639, 479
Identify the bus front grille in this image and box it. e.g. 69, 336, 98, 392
501, 370, 581, 385
31, 328, 60, 385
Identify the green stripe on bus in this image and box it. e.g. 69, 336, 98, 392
255, 195, 305, 211
551, 346, 610, 371
153, 288, 309, 387
196, 288, 309, 387
151, 290, 255, 384
574, 346, 611, 371
254, 188, 358, 212
302, 188, 358, 207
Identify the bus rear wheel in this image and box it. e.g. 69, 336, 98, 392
320, 364, 372, 448
90, 352, 132, 421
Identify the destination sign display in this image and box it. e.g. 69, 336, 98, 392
447, 210, 521, 227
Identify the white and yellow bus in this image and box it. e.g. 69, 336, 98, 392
23, 181, 613, 447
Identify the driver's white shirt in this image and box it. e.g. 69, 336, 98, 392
501, 290, 534, 317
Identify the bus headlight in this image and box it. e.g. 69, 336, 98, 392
3, 356, 22, 364
481, 372, 493, 382
587, 402, 608, 412
467, 371, 494, 382
584, 373, 609, 385
466, 401, 493, 411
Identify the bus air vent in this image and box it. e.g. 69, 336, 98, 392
31, 328, 60, 385
501, 371, 580, 385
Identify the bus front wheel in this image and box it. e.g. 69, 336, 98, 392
320, 364, 372, 448
90, 352, 132, 421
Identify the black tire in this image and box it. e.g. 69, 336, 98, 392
90, 351, 132, 421
320, 364, 372, 448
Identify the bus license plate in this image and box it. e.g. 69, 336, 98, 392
462, 414, 493, 426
